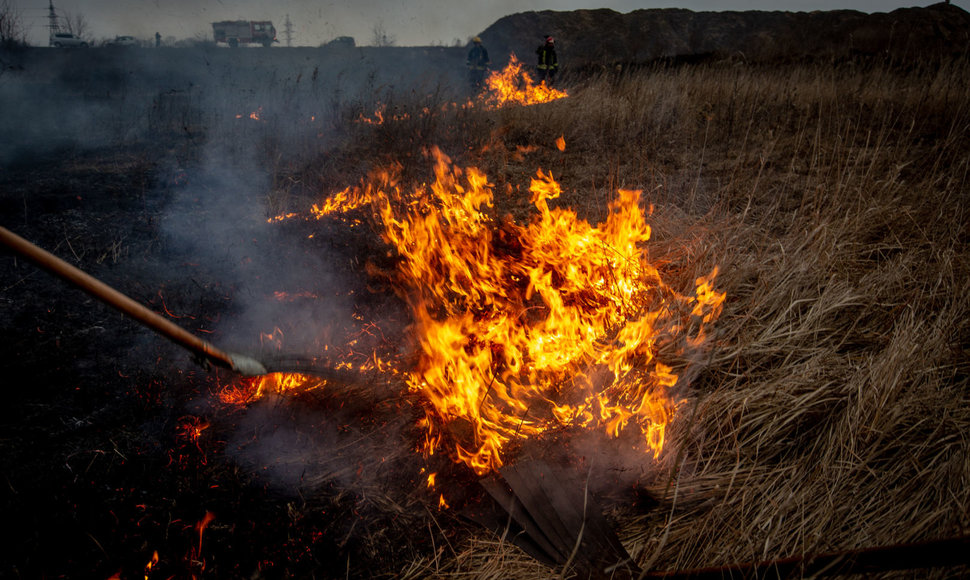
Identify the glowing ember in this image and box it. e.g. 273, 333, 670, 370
357, 105, 414, 125
176, 416, 209, 445
482, 54, 568, 108
359, 108, 384, 125
302, 147, 723, 475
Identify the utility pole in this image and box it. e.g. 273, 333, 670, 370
283, 14, 294, 47
47, 0, 60, 44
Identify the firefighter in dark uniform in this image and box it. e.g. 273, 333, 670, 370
536, 35, 558, 84
466, 37, 490, 93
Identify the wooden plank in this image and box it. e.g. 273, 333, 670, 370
478, 475, 563, 564
501, 460, 639, 577
502, 464, 577, 560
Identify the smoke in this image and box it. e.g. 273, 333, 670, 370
0, 44, 466, 162
225, 392, 416, 493
0, 42, 467, 355
0, 43, 467, 496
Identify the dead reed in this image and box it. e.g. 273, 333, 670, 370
362, 59, 970, 577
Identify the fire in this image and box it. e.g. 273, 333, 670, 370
482, 54, 568, 108
310, 182, 384, 218
217, 372, 325, 405
235, 106, 262, 121
267, 212, 299, 223
307, 147, 724, 475
144, 550, 158, 579
195, 511, 215, 552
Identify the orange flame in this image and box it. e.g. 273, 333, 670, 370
482, 54, 568, 108
235, 106, 262, 121
196, 511, 215, 552
310, 148, 724, 474
144, 550, 158, 579
218, 372, 325, 405
556, 135, 566, 151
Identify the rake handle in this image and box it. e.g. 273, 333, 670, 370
0, 225, 238, 372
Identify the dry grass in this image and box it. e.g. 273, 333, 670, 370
5, 54, 965, 578
300, 59, 968, 576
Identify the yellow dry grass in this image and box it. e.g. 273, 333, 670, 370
265, 58, 970, 577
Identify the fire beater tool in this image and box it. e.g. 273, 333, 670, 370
1, 225, 270, 376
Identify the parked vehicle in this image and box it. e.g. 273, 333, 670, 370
50, 32, 88, 48
107, 35, 138, 47
327, 36, 355, 48
211, 21, 276, 48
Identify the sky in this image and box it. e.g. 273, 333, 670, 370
12, 0, 969, 47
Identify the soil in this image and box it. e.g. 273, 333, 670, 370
0, 141, 460, 578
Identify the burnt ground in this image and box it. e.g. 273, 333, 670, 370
0, 44, 493, 578
0, 120, 648, 580
0, 44, 673, 579
0, 141, 477, 577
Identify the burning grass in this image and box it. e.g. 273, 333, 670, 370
269, 145, 724, 477
2, 55, 969, 578
423, 60, 970, 575
288, 58, 970, 575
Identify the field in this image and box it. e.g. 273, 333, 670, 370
1, 47, 968, 578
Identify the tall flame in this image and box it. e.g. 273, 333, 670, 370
482, 54, 568, 108
310, 148, 725, 474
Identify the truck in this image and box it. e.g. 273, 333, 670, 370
211, 21, 277, 48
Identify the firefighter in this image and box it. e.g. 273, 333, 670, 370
466, 36, 490, 93
536, 35, 558, 84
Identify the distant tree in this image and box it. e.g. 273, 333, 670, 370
370, 21, 395, 47
0, 0, 26, 47
61, 10, 89, 40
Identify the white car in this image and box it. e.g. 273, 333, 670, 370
50, 32, 88, 48
108, 36, 138, 47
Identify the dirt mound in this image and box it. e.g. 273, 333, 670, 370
477, 3, 970, 69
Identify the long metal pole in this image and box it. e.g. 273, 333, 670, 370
0, 226, 266, 375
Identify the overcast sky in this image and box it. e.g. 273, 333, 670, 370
13, 0, 969, 47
